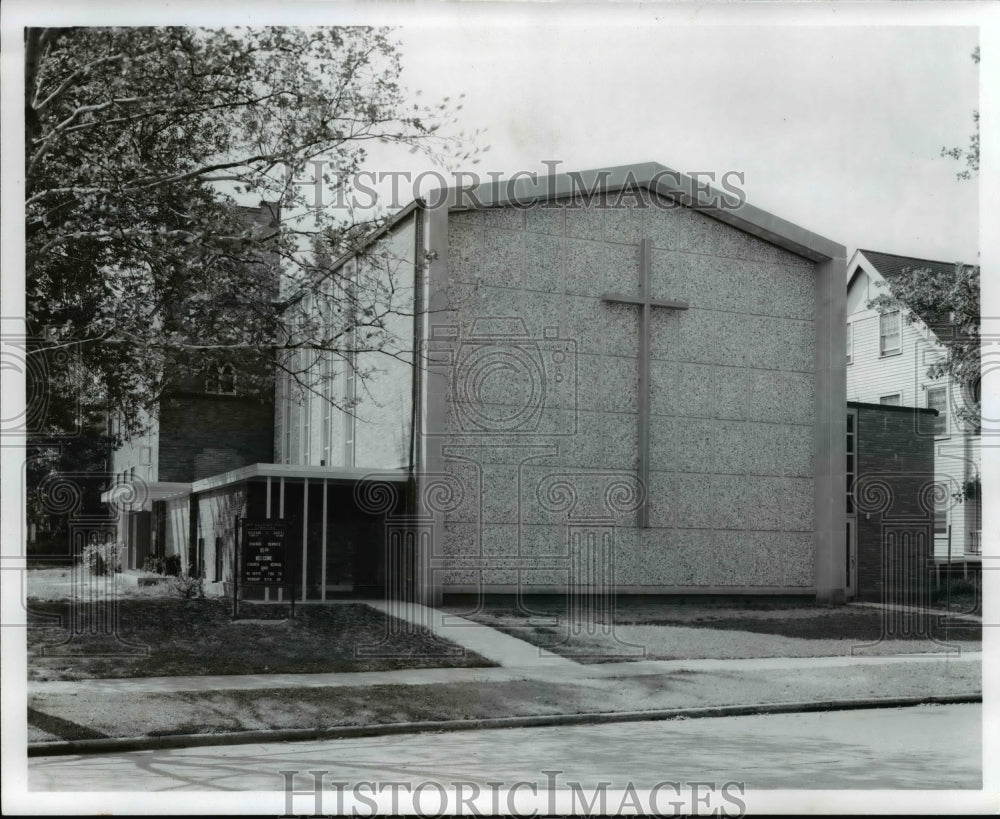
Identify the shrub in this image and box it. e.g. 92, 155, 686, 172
950, 578, 977, 595
168, 572, 204, 599
142, 554, 167, 575
82, 540, 123, 576
932, 575, 980, 606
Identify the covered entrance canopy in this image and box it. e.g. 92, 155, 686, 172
159, 464, 413, 601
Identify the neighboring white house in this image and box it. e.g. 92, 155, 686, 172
846, 249, 981, 568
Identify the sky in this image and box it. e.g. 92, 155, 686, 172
383, 17, 981, 264
5, 3, 989, 267
147, 6, 985, 267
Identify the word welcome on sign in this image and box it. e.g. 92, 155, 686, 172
241, 519, 288, 585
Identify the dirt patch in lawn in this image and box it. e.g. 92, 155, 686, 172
445, 598, 980, 663
27, 659, 979, 743
27, 599, 495, 681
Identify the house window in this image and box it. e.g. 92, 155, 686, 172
879, 311, 901, 356
926, 386, 948, 436
934, 491, 948, 536
206, 364, 237, 394
846, 322, 853, 365
880, 394, 901, 406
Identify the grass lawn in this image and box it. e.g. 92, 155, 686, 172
27, 659, 980, 743
444, 597, 982, 662
26, 569, 495, 681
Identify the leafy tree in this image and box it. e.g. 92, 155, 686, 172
868, 263, 980, 425
25, 415, 117, 558
25, 26, 476, 438
940, 46, 979, 181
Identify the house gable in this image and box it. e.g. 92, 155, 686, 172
845, 248, 980, 563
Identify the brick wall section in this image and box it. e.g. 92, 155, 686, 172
157, 393, 274, 482
851, 402, 936, 602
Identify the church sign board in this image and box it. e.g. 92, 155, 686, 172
241, 519, 287, 585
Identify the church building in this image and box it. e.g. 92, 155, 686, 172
109, 163, 849, 605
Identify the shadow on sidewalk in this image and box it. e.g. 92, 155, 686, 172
28, 707, 110, 741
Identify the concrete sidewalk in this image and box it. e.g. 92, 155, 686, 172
849, 600, 984, 624
27, 604, 982, 757
366, 599, 579, 669
30, 650, 982, 696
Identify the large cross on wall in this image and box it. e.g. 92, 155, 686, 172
602, 238, 689, 528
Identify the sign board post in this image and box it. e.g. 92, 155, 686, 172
234, 517, 293, 619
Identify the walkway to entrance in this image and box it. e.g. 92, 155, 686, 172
366, 599, 579, 669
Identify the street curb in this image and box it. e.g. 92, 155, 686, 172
27, 692, 981, 757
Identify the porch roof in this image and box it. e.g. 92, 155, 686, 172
189, 462, 411, 494
99, 481, 192, 509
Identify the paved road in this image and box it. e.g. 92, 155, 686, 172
29, 704, 980, 799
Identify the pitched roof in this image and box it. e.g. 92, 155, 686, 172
453, 162, 845, 263
857, 249, 970, 341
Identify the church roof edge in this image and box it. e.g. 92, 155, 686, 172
446, 162, 845, 263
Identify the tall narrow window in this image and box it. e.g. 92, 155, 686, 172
879, 311, 901, 356
215, 537, 224, 582
301, 351, 312, 465
846, 322, 853, 365
344, 356, 356, 467
321, 355, 334, 467
926, 385, 948, 436
343, 260, 358, 468
285, 372, 293, 464
846, 411, 856, 514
